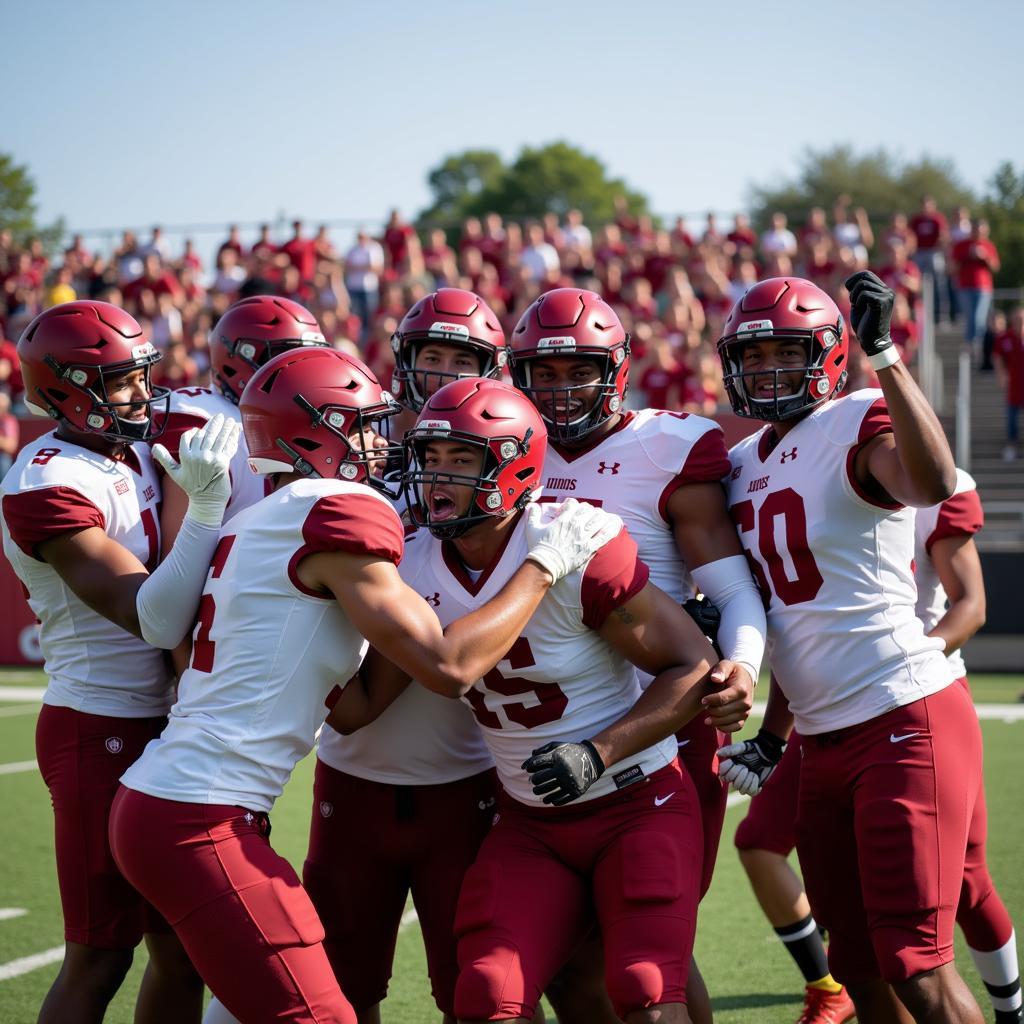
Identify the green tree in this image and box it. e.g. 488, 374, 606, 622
418, 141, 650, 228
747, 145, 975, 230
980, 162, 1024, 291
0, 151, 65, 252
0, 152, 39, 239
418, 149, 506, 227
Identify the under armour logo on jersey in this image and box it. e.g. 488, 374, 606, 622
779, 447, 798, 463
597, 461, 621, 475
731, 466, 742, 480
424, 592, 441, 608
105, 736, 123, 754
319, 801, 334, 818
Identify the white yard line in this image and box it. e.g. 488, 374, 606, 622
0, 705, 41, 718
0, 946, 64, 982
726, 792, 750, 809
0, 909, 27, 921
748, 701, 1024, 722
0, 686, 45, 702
0, 760, 37, 776
399, 907, 419, 930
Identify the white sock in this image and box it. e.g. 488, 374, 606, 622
970, 931, 1022, 1014
203, 998, 242, 1024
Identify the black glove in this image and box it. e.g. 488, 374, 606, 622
521, 740, 606, 806
716, 727, 787, 796
682, 595, 722, 654
845, 270, 895, 358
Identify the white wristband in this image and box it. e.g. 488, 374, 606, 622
868, 343, 901, 371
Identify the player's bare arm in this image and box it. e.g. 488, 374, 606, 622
846, 270, 956, 507
588, 581, 739, 767
667, 479, 765, 701
324, 646, 413, 735
928, 533, 986, 655
36, 416, 239, 645
299, 549, 554, 697
521, 582, 725, 807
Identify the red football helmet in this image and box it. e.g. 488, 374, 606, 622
390, 288, 508, 411
717, 277, 848, 421
240, 347, 401, 492
17, 300, 169, 441
211, 295, 328, 403
403, 378, 547, 539
509, 288, 630, 442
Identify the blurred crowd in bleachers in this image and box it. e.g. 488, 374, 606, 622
0, 196, 1020, 460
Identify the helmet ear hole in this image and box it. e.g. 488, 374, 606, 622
292, 437, 320, 452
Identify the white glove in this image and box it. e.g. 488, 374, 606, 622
716, 728, 787, 796
152, 413, 240, 527
524, 498, 623, 583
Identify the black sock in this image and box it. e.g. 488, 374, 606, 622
775, 914, 831, 985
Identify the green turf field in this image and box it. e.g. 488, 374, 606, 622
1, 669, 1021, 1023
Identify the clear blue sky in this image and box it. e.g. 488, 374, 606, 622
3, 0, 1019, 247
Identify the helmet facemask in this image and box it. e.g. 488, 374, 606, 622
391, 335, 507, 412
512, 343, 629, 443
719, 326, 847, 422
37, 351, 170, 442
402, 428, 537, 540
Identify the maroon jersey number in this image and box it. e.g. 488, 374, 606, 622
731, 488, 824, 606
189, 534, 236, 674
465, 635, 569, 730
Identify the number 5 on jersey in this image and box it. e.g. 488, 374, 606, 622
190, 534, 236, 673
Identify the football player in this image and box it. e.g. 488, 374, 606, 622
392, 377, 750, 1024
913, 473, 1021, 1024
727, 470, 1022, 1024
108, 347, 617, 1024
1, 300, 238, 1024
715, 272, 984, 1023
508, 287, 766, 1023
156, 294, 329, 551
303, 288, 513, 1024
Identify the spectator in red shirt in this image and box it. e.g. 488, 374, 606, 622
217, 224, 244, 263
951, 219, 1001, 355
880, 212, 917, 256
179, 238, 204, 275
422, 228, 457, 286
889, 292, 920, 364
122, 254, 184, 306
909, 196, 950, 322
726, 213, 757, 256
876, 241, 922, 307
281, 220, 317, 284
0, 389, 18, 476
250, 224, 279, 262
313, 224, 337, 263
382, 209, 419, 278
995, 307, 1024, 460
637, 334, 691, 409
0, 334, 24, 405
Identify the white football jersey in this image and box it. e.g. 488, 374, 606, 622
914, 469, 982, 681
316, 684, 493, 786
725, 390, 952, 735
120, 478, 404, 812
156, 386, 269, 518
398, 507, 676, 806
1, 431, 172, 716
540, 409, 731, 603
